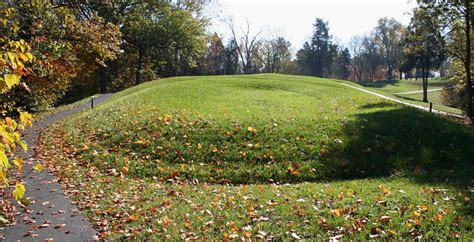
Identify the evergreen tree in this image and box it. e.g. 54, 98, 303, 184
336, 48, 351, 80
224, 39, 240, 75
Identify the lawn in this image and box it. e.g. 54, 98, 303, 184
356, 78, 463, 115
38, 74, 473, 239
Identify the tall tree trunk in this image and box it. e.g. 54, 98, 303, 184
135, 49, 143, 86
97, 66, 108, 93
387, 64, 393, 80
465, 0, 472, 118
422, 67, 428, 102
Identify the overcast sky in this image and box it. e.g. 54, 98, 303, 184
206, 0, 419, 51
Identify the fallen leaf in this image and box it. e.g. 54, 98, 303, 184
54, 223, 66, 229
33, 163, 44, 172
129, 214, 139, 222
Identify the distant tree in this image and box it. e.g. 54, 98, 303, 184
349, 36, 365, 82
296, 18, 337, 77
374, 17, 404, 80
86, 1, 206, 85
399, 51, 417, 79
223, 39, 240, 75
404, 5, 446, 102
226, 19, 261, 74
362, 34, 383, 81
279, 60, 299, 74
309, 18, 337, 77
296, 42, 313, 75
335, 47, 351, 80
260, 37, 292, 73
199, 33, 225, 75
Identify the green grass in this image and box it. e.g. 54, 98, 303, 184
355, 78, 463, 115
39, 74, 473, 239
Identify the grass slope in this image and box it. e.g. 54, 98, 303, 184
39, 74, 473, 239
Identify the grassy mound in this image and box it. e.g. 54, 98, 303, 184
39, 74, 473, 239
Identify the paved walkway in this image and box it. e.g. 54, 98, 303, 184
391, 86, 456, 95
340, 83, 465, 119
0, 94, 112, 241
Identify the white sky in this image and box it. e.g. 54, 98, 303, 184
206, 0, 419, 51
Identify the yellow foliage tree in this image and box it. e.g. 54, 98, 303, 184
0, 7, 34, 201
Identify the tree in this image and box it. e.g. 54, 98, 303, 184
223, 39, 240, 75
198, 33, 225, 75
296, 18, 337, 77
335, 47, 351, 80
296, 42, 313, 75
309, 18, 337, 77
349, 36, 365, 82
0, 4, 36, 207
374, 17, 404, 80
226, 19, 261, 74
84, 1, 206, 86
404, 5, 446, 102
1, 1, 121, 110
417, 0, 472, 117
362, 34, 383, 81
260, 37, 292, 73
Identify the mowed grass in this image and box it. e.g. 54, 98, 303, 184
38, 74, 473, 239
356, 78, 463, 115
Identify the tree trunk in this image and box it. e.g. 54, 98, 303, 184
387, 64, 393, 80
465, 0, 472, 118
97, 66, 108, 93
422, 67, 428, 102
135, 49, 143, 86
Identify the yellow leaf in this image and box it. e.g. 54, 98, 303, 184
19, 111, 33, 127
26, 53, 33, 61
4, 74, 20, 88
19, 53, 29, 62
18, 140, 27, 151
0, 149, 9, 169
162, 115, 172, 125
413, 211, 421, 217
0, 170, 7, 185
420, 204, 429, 212
13, 182, 25, 200
33, 163, 43, 172
13, 157, 22, 172
331, 208, 343, 217
5, 117, 17, 130
7, 52, 15, 63
434, 213, 443, 221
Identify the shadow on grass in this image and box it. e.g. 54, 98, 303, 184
358, 79, 400, 88
328, 105, 474, 189
358, 102, 399, 110
393, 94, 425, 103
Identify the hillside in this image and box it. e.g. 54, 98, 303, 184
38, 74, 474, 239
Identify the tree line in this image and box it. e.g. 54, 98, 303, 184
0, 0, 472, 118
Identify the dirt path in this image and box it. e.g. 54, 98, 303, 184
340, 83, 465, 119
0, 94, 112, 241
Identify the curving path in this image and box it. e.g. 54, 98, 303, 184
0, 94, 112, 241
339, 83, 466, 119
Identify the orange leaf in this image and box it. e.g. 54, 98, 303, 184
129, 214, 139, 222
331, 208, 343, 217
